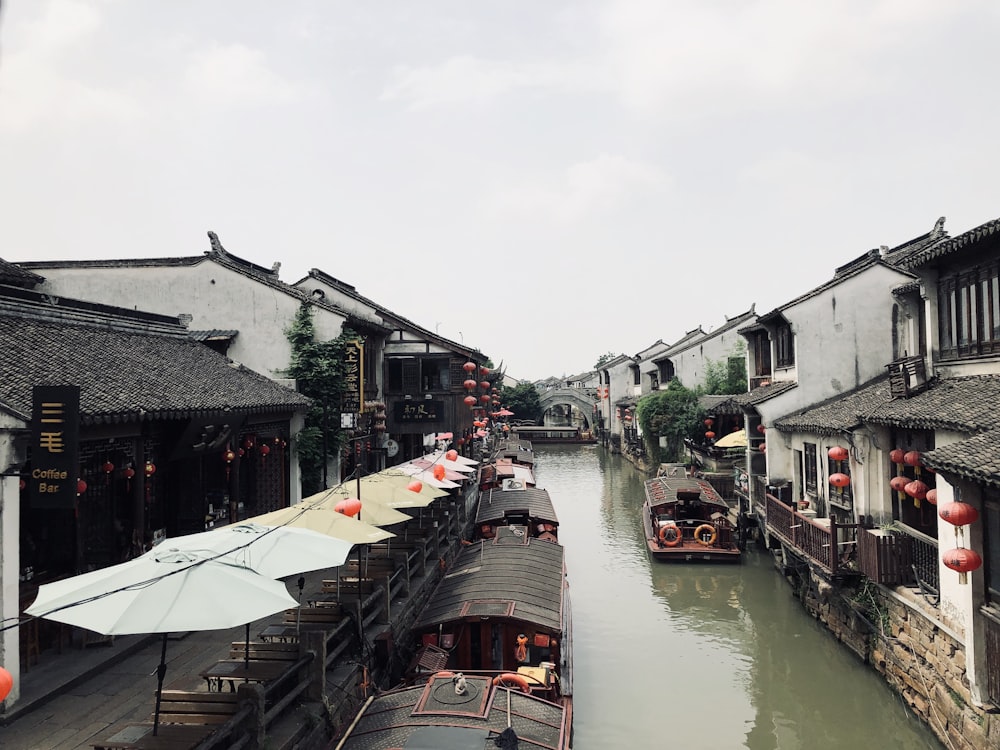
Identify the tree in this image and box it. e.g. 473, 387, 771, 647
701, 342, 748, 395
635, 379, 704, 463
282, 302, 356, 496
594, 351, 619, 370
498, 382, 543, 424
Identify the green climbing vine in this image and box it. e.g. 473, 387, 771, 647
283, 301, 358, 496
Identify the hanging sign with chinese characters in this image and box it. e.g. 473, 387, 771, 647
395, 400, 443, 422
30, 385, 81, 509
341, 339, 365, 416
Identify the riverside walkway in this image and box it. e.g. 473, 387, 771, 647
0, 491, 469, 750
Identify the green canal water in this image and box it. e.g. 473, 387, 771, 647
534, 444, 945, 750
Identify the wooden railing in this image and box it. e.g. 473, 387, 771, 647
763, 492, 858, 575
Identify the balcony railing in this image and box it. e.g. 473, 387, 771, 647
762, 491, 858, 575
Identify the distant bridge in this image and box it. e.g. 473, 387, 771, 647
537, 387, 598, 427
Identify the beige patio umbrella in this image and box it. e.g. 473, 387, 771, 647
714, 428, 747, 449
313, 482, 434, 509
366, 469, 449, 499
247, 503, 395, 545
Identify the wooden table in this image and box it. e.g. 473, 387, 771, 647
91, 721, 212, 749
199, 659, 288, 692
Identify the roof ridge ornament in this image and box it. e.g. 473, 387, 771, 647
207, 230, 228, 257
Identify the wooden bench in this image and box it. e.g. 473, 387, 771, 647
282, 606, 346, 628
228, 641, 299, 662
152, 689, 239, 725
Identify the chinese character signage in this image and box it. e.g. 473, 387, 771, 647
394, 400, 443, 422
341, 339, 364, 415
30, 385, 80, 509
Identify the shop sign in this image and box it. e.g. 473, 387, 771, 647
341, 339, 364, 415
394, 400, 443, 422
30, 385, 80, 509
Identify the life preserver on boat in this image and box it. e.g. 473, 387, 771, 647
493, 672, 532, 694
658, 523, 682, 547
694, 524, 717, 546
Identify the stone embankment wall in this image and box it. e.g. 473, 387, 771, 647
793, 568, 999, 750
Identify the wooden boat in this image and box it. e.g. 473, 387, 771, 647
478, 457, 536, 492
642, 475, 741, 563
474, 485, 560, 542
511, 425, 597, 444
332, 670, 572, 749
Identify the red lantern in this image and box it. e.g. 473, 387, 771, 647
704, 418, 714, 427
463, 379, 477, 391
705, 431, 716, 440
433, 464, 446, 481
243, 437, 255, 450
19, 478, 26, 491
260, 443, 270, 458
478, 394, 488, 403
479, 381, 490, 391
759, 443, 766, 452
904, 480, 928, 502
102, 460, 115, 475
926, 488, 938, 505
224, 449, 236, 463
903, 451, 922, 472
939, 501, 979, 526
829, 472, 851, 488
407, 480, 423, 494
124, 466, 136, 491
828, 446, 849, 462
889, 475, 909, 495
144, 462, 156, 477
756, 424, 766, 434
0, 666, 12, 702
480, 366, 490, 376
334, 498, 362, 517
942, 547, 982, 577
76, 478, 87, 495
457, 437, 465, 446
463, 362, 477, 373
464, 395, 477, 407
445, 449, 458, 462
889, 449, 905, 464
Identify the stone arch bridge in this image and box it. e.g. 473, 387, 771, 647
537, 387, 598, 427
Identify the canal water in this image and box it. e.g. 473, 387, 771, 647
533, 444, 944, 750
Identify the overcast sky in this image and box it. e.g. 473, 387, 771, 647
3, 1, 1000, 382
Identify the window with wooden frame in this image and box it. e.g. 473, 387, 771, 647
804, 443, 817, 494
985, 489, 1000, 612
939, 259, 1000, 359
775, 320, 795, 368
750, 330, 771, 377
828, 453, 852, 508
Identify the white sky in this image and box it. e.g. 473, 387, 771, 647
3, 1, 1000, 382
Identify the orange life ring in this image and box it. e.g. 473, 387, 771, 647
658, 523, 682, 547
492, 672, 532, 694
694, 523, 717, 546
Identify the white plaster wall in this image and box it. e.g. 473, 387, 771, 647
672, 328, 744, 390
784, 265, 910, 406
34, 263, 347, 380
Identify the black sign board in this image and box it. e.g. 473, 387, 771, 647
341, 339, 364, 415
394, 400, 443, 423
30, 385, 80, 509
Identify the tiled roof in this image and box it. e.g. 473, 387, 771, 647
897, 216, 1000, 269
190, 329, 239, 342
0, 303, 311, 425
923, 430, 1000, 489
774, 378, 891, 435
728, 380, 798, 408
864, 375, 1000, 432
0, 258, 44, 287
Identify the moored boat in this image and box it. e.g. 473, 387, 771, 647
642, 475, 741, 563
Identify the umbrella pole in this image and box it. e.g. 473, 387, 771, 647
152, 633, 168, 735
245, 623, 250, 670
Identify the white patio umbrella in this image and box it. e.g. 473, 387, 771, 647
248, 503, 395, 545
420, 451, 479, 470
369, 470, 450, 499
25, 550, 297, 735
146, 522, 354, 579
392, 464, 461, 489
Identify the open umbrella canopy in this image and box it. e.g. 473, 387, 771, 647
145, 522, 354, 580
371, 470, 450, 498
416, 454, 477, 473
314, 482, 434, 509
306, 490, 413, 526
407, 459, 469, 481
248, 503, 395, 545
422, 450, 479, 468
392, 464, 461, 489
25, 549, 297, 636
714, 428, 748, 449
495, 408, 515, 417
